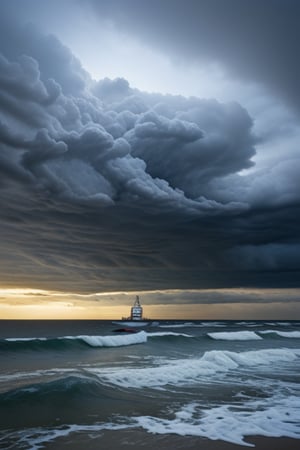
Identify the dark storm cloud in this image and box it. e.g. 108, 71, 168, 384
91, 0, 300, 113
0, 1, 299, 293
0, 4, 89, 97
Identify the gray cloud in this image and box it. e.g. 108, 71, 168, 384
90, 0, 300, 114
0, 1, 299, 295
0, 11, 89, 96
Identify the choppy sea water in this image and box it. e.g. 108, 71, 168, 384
0, 320, 300, 449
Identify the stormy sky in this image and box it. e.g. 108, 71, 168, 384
0, 0, 300, 317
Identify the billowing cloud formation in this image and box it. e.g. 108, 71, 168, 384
0, 3, 299, 294
91, 0, 300, 114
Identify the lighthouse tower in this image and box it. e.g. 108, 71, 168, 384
130, 295, 143, 320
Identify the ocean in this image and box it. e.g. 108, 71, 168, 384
0, 320, 300, 449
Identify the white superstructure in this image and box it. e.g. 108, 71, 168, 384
130, 295, 143, 320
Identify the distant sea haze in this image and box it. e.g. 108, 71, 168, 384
1, 319, 300, 449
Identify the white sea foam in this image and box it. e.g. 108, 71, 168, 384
0, 423, 132, 450
208, 331, 262, 340
260, 330, 300, 338
5, 337, 48, 342
146, 331, 193, 338
199, 322, 227, 327
4, 332, 148, 348
87, 348, 300, 389
236, 322, 261, 327
2, 395, 299, 449
159, 322, 194, 328
75, 331, 147, 347
135, 394, 300, 446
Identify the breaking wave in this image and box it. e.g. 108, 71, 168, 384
259, 330, 300, 338
1, 332, 147, 350
3, 348, 300, 396
208, 331, 262, 340
0, 331, 199, 353
146, 331, 193, 338
2, 328, 300, 353
87, 348, 300, 388
1, 345, 300, 449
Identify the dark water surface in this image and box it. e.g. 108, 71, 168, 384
0, 320, 300, 449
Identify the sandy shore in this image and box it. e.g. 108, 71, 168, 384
42, 428, 299, 449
